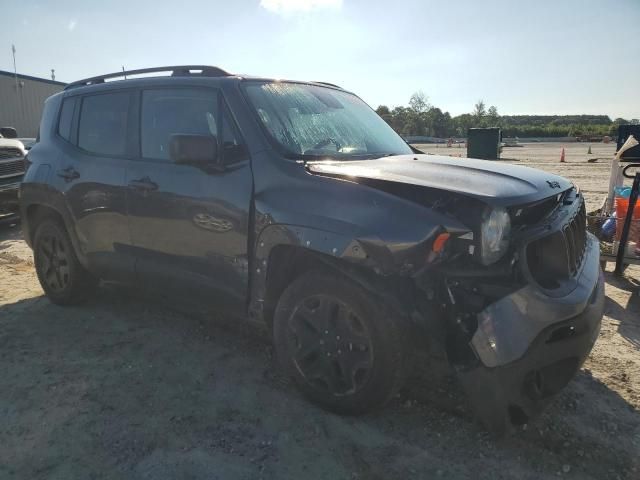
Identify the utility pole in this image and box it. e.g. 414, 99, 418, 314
11, 44, 24, 134
11, 44, 18, 91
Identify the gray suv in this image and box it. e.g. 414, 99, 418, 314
20, 66, 604, 434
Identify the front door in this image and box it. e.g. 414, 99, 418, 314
126, 87, 253, 312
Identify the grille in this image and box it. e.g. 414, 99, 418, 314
526, 196, 587, 289
0, 148, 23, 160
0, 158, 25, 178
511, 194, 560, 226
563, 200, 587, 275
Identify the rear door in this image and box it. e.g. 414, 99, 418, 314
126, 86, 253, 313
53, 90, 136, 281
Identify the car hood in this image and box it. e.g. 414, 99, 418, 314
307, 154, 572, 206
0, 138, 26, 154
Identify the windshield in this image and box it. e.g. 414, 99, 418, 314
244, 82, 412, 159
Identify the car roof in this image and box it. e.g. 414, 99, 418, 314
64, 65, 344, 94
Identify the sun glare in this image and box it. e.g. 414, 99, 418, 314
260, 0, 343, 15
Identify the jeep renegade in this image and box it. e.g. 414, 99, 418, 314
20, 66, 604, 433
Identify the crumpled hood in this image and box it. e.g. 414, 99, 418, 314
307, 154, 572, 206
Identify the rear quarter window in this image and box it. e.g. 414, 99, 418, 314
57, 97, 76, 142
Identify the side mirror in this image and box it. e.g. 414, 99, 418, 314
169, 134, 218, 166
0, 127, 18, 139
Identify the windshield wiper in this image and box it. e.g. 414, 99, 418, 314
292, 152, 401, 162
345, 152, 398, 160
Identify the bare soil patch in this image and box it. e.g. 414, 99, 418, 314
1, 143, 638, 479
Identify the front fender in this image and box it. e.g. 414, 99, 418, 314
249, 224, 365, 318
248, 220, 448, 323
247, 150, 472, 322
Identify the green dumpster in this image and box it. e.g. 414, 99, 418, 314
467, 128, 501, 160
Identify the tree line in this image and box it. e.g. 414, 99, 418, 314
375, 92, 639, 139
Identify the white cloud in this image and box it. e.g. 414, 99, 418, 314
260, 0, 342, 15
68, 19, 77, 31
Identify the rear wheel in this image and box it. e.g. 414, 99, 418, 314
273, 271, 407, 414
33, 218, 97, 305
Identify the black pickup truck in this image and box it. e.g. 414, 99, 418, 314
19, 66, 604, 433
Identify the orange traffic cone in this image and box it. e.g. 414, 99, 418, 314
560, 147, 566, 163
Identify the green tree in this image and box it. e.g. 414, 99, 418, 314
487, 105, 499, 126
427, 108, 451, 138
376, 105, 392, 126
376, 105, 390, 116
409, 91, 430, 114
375, 95, 615, 139
454, 113, 475, 136
473, 100, 486, 119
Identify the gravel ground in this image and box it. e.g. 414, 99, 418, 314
1, 143, 639, 479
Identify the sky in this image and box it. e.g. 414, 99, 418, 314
2, 0, 639, 119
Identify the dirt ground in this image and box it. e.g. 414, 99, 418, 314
1, 143, 639, 480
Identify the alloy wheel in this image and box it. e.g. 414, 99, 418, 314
36, 232, 70, 293
286, 294, 374, 396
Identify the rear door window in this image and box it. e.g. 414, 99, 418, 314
78, 92, 130, 156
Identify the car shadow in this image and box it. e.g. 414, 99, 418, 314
1, 286, 638, 479
603, 271, 640, 350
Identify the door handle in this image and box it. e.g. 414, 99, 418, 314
57, 166, 80, 182
128, 176, 158, 192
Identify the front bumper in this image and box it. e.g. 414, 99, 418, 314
0, 181, 21, 224
458, 233, 604, 433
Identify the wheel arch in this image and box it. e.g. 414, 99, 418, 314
22, 199, 87, 268
25, 204, 63, 243
250, 224, 419, 328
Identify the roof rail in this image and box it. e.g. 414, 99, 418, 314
64, 65, 231, 90
312, 81, 343, 89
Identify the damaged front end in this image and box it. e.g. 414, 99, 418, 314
417, 187, 604, 434
305, 157, 604, 433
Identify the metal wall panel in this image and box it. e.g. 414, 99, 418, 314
0, 73, 65, 138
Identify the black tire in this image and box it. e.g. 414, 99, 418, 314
33, 218, 97, 305
273, 271, 408, 414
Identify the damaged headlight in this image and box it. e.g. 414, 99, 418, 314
479, 207, 511, 265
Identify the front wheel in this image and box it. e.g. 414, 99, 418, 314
33, 218, 97, 305
273, 271, 408, 414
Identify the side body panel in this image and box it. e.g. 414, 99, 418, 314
125, 83, 254, 313
20, 94, 66, 246
21, 90, 135, 281
126, 160, 253, 312
55, 90, 134, 281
